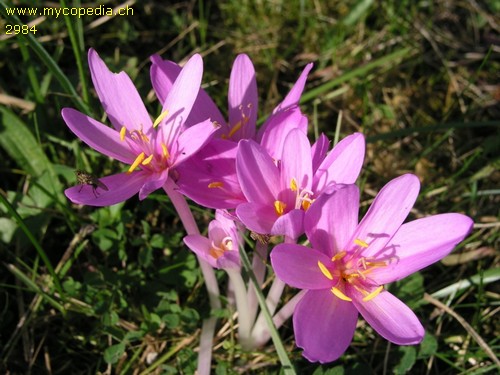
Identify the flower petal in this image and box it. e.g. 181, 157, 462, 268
274, 63, 313, 113
65, 171, 148, 206
258, 108, 308, 157
311, 133, 330, 173
228, 54, 258, 140
236, 140, 280, 203
175, 139, 245, 209
294, 289, 358, 363
280, 128, 313, 193
352, 289, 424, 345
138, 169, 169, 200
271, 209, 304, 240
270, 244, 336, 290
372, 213, 473, 284
172, 119, 218, 166
183, 234, 217, 268
305, 184, 360, 257
159, 54, 204, 145
88, 49, 152, 132
62, 108, 136, 164
235, 202, 277, 234
313, 132, 365, 192
150, 55, 225, 128
351, 174, 420, 257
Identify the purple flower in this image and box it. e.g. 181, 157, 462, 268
236, 129, 365, 239
63, 49, 218, 206
183, 210, 242, 270
270, 174, 473, 363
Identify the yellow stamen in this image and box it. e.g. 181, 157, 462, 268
317, 260, 333, 280
120, 126, 127, 141
208, 182, 224, 189
274, 200, 286, 216
290, 178, 298, 192
354, 238, 369, 248
301, 199, 312, 211
153, 110, 169, 128
161, 144, 170, 159
332, 251, 347, 262
228, 120, 243, 138
141, 154, 154, 165
331, 287, 352, 301
127, 152, 145, 174
362, 285, 384, 302
209, 247, 225, 259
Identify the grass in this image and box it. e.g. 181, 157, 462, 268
0, 0, 499, 373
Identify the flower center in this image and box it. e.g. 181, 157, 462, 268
209, 236, 233, 259
317, 239, 388, 303
290, 177, 314, 211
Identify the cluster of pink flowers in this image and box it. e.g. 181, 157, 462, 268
64, 50, 473, 368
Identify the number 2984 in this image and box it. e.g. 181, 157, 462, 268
5, 24, 37, 35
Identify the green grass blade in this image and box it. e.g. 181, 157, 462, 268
0, 0, 90, 115
300, 47, 412, 104
60, 0, 89, 103
431, 268, 500, 299
0, 195, 63, 295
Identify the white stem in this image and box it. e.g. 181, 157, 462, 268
226, 268, 253, 349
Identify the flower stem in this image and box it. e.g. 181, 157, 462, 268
246, 241, 268, 327
226, 268, 252, 349
164, 178, 220, 375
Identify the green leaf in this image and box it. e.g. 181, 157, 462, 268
393, 346, 417, 375
419, 333, 438, 358
0, 107, 63, 205
431, 268, 500, 298
103, 342, 126, 364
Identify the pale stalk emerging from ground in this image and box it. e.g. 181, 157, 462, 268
163, 178, 221, 375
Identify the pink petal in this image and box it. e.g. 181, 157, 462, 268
305, 184, 360, 257
271, 209, 304, 240
311, 133, 330, 173
216, 251, 241, 270
280, 128, 313, 192
258, 109, 308, 158
150, 55, 225, 127
65, 171, 149, 206
351, 174, 420, 257
294, 289, 358, 363
88, 49, 152, 132
352, 289, 424, 345
183, 234, 217, 268
313, 132, 365, 193
62, 108, 136, 164
270, 244, 336, 290
175, 139, 245, 209
372, 213, 473, 284
236, 140, 280, 203
274, 63, 313, 113
159, 54, 204, 145
138, 169, 169, 200
235, 202, 277, 234
228, 54, 258, 140
172, 119, 218, 166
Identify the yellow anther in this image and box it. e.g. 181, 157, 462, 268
209, 247, 225, 259
301, 200, 312, 211
127, 152, 145, 174
318, 260, 333, 280
331, 287, 352, 301
228, 120, 243, 138
290, 178, 298, 192
119, 126, 127, 141
141, 154, 154, 165
362, 285, 384, 302
274, 200, 286, 216
208, 182, 224, 189
153, 110, 169, 128
354, 239, 369, 248
331, 251, 347, 262
161, 144, 170, 159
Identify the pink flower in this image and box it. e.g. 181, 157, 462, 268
63, 49, 218, 206
236, 129, 365, 239
151, 53, 312, 209
270, 174, 473, 363
183, 210, 242, 270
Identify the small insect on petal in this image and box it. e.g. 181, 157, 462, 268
74, 170, 109, 198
